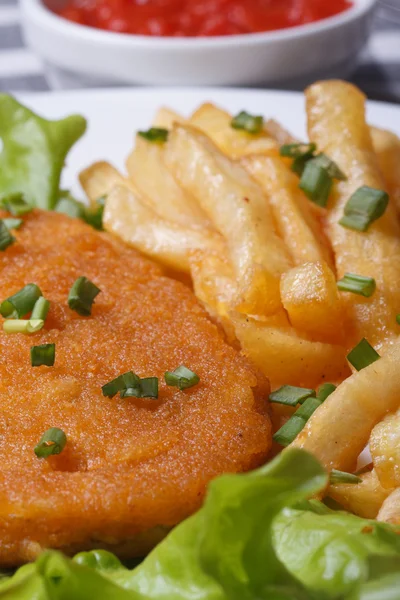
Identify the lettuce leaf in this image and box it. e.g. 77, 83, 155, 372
1, 449, 400, 600
0, 95, 86, 209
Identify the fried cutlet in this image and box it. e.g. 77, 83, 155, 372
0, 210, 271, 566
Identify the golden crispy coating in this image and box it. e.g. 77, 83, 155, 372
0, 211, 271, 566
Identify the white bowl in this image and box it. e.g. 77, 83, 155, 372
20, 0, 377, 90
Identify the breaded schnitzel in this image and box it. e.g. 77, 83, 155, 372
0, 210, 271, 566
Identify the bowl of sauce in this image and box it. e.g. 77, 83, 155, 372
21, 0, 377, 89
55, 0, 353, 37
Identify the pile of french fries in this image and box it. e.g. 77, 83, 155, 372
79, 80, 400, 524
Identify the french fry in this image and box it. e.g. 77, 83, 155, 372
291, 341, 400, 470
370, 408, 400, 489
189, 250, 238, 342
370, 126, 400, 217
103, 185, 225, 273
79, 161, 127, 206
189, 103, 278, 159
232, 312, 350, 389
264, 119, 298, 146
126, 135, 211, 228
152, 106, 184, 129
189, 249, 237, 317
164, 123, 292, 316
327, 469, 392, 519
377, 487, 400, 525
243, 155, 334, 268
306, 80, 400, 350
280, 262, 344, 344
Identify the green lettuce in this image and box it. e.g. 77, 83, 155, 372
0, 94, 86, 209
1, 449, 400, 599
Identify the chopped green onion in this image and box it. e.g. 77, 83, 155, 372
2, 218, 22, 230
68, 276, 101, 316
269, 385, 315, 407
0, 283, 42, 319
311, 153, 346, 181
102, 371, 140, 398
231, 111, 264, 134
164, 365, 200, 391
280, 142, 316, 176
31, 343, 55, 367
339, 186, 389, 232
102, 371, 158, 399
299, 158, 333, 207
31, 296, 50, 321
34, 427, 66, 458
330, 470, 362, 485
3, 319, 44, 334
347, 338, 380, 371
316, 383, 336, 402
139, 377, 159, 398
121, 377, 159, 399
0, 192, 32, 216
138, 128, 169, 143
337, 273, 376, 298
55, 192, 85, 219
273, 396, 322, 447
0, 220, 15, 251
120, 387, 141, 399
397, 315, 400, 325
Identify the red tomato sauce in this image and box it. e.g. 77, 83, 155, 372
55, 0, 353, 37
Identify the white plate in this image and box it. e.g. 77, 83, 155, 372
17, 86, 400, 197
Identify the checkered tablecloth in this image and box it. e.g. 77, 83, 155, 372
1, 0, 400, 101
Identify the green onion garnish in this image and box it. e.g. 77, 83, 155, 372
68, 277, 101, 317
0, 220, 15, 251
3, 319, 44, 334
269, 385, 315, 407
2, 218, 23, 230
347, 338, 380, 371
299, 158, 333, 207
138, 128, 169, 143
164, 365, 200, 391
101, 371, 140, 398
102, 371, 158, 399
139, 377, 159, 398
0, 192, 32, 216
121, 377, 159, 399
273, 396, 322, 447
0, 283, 42, 319
31, 296, 50, 321
280, 142, 317, 176
34, 427, 66, 458
339, 186, 389, 232
330, 470, 362, 485
316, 383, 336, 402
397, 315, 400, 325
119, 387, 141, 399
337, 273, 376, 298
31, 343, 55, 367
231, 111, 264, 134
